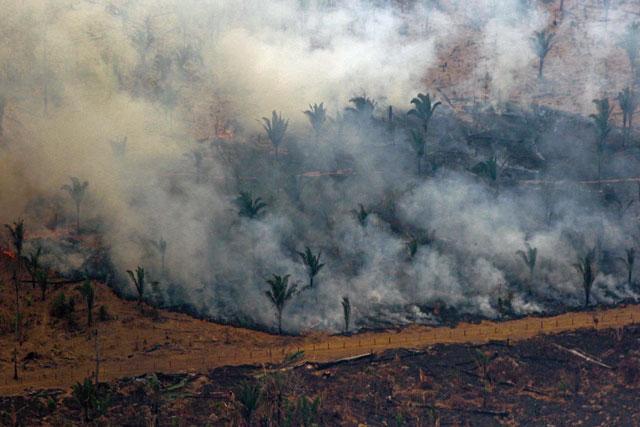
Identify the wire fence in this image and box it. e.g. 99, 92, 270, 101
2, 305, 638, 394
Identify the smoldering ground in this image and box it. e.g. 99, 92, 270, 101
1, 0, 640, 333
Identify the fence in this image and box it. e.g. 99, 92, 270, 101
2, 304, 639, 395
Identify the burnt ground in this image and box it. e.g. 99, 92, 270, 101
2, 325, 640, 426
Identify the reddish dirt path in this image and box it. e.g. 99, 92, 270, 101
1, 297, 638, 396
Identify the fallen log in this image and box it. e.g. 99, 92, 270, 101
551, 344, 612, 369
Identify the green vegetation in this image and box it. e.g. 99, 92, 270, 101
61, 177, 89, 234
265, 274, 297, 334
574, 248, 597, 307
303, 102, 327, 137
531, 30, 554, 79
237, 191, 267, 219
297, 247, 325, 290
127, 266, 148, 306
263, 110, 289, 160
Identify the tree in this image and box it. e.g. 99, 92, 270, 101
590, 98, 613, 184
151, 237, 167, 276
236, 191, 267, 219
35, 268, 49, 301
573, 248, 597, 308
346, 96, 376, 120
516, 243, 538, 293
352, 204, 369, 227
265, 274, 297, 334
24, 245, 42, 290
409, 129, 426, 175
619, 22, 640, 79
618, 87, 636, 143
127, 266, 147, 306
618, 248, 635, 289
341, 296, 351, 334
471, 156, 498, 183
297, 247, 325, 290
237, 382, 261, 425
303, 103, 327, 138
5, 219, 24, 381
407, 93, 441, 135
0, 94, 5, 139
61, 177, 89, 234
262, 111, 288, 160
72, 378, 97, 423
78, 279, 95, 327
407, 229, 437, 259
531, 30, 554, 79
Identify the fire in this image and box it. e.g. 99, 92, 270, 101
2, 249, 16, 260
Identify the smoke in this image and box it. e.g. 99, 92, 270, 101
1, 0, 639, 333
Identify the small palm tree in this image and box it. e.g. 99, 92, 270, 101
573, 248, 597, 308
407, 229, 437, 258
4, 219, 25, 262
590, 98, 613, 183
297, 247, 325, 290
78, 279, 95, 327
346, 96, 376, 120
237, 382, 261, 425
303, 103, 327, 137
471, 156, 498, 183
409, 130, 427, 175
618, 87, 636, 143
35, 268, 49, 301
61, 177, 89, 234
151, 237, 167, 276
24, 245, 42, 290
262, 111, 288, 160
72, 378, 97, 423
407, 93, 441, 135
516, 244, 538, 293
237, 191, 267, 219
126, 266, 147, 306
265, 274, 297, 334
531, 30, 554, 79
341, 296, 351, 334
352, 204, 369, 227
619, 22, 640, 76
618, 248, 635, 288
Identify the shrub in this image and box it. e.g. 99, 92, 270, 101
50, 293, 75, 319
98, 305, 110, 322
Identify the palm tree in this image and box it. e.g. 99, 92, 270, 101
265, 274, 297, 334
78, 279, 95, 327
297, 247, 325, 290
531, 30, 554, 79
36, 268, 49, 301
619, 22, 640, 78
61, 177, 89, 234
409, 130, 426, 175
618, 248, 635, 288
346, 96, 376, 120
151, 237, 167, 276
407, 93, 441, 135
24, 245, 42, 290
352, 204, 369, 227
516, 244, 538, 293
407, 229, 437, 259
471, 156, 498, 183
618, 87, 636, 143
127, 266, 147, 306
590, 98, 613, 184
237, 382, 261, 425
0, 94, 5, 139
262, 111, 288, 160
341, 296, 351, 334
5, 219, 25, 380
303, 103, 327, 138
236, 191, 267, 219
573, 248, 597, 308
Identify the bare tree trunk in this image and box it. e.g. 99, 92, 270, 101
76, 202, 80, 234
277, 310, 282, 334
13, 271, 19, 381
94, 329, 100, 385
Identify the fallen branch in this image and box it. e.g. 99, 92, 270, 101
311, 353, 373, 370
551, 344, 612, 369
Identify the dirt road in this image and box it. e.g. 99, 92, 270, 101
2, 303, 638, 395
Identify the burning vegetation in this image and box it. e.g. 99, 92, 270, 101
1, 0, 640, 423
